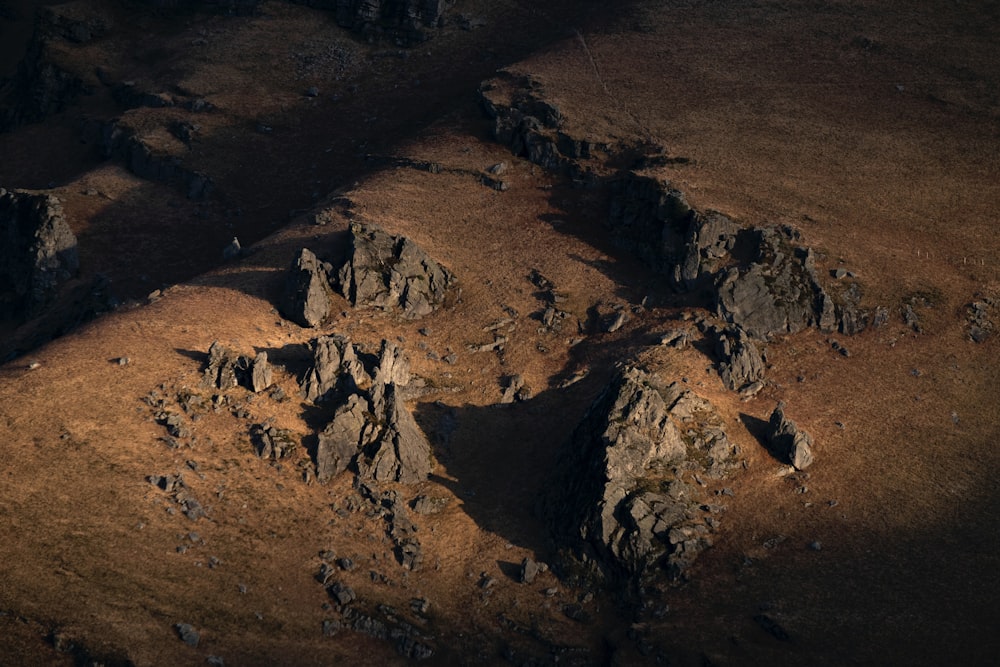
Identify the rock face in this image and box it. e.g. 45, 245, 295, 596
100, 123, 213, 199
281, 248, 334, 328
766, 402, 814, 470
335, 222, 454, 319
308, 338, 432, 484
549, 367, 738, 581
0, 189, 79, 321
0, 27, 86, 132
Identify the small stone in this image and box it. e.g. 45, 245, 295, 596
305, 86, 320, 97
520, 557, 540, 584
174, 623, 200, 647
809, 541, 822, 551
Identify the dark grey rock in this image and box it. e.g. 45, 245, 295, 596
0, 189, 78, 321
327, 582, 356, 607
301, 334, 370, 403
222, 236, 241, 260
712, 325, 765, 392
251, 352, 272, 393
766, 402, 814, 470
547, 367, 737, 579
281, 248, 332, 328
316, 393, 369, 482
250, 423, 295, 460
358, 383, 432, 484
335, 222, 454, 319
174, 623, 200, 647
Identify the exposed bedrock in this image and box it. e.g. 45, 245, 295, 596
480, 74, 873, 342
0, 27, 86, 132
766, 401, 815, 470
335, 222, 455, 319
304, 338, 431, 484
100, 123, 214, 199
201, 341, 273, 393
0, 188, 79, 321
547, 366, 738, 583
281, 248, 335, 328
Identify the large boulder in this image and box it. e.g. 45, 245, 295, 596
548, 367, 738, 580
766, 402, 814, 470
281, 248, 334, 328
716, 227, 836, 338
0, 189, 79, 321
335, 222, 454, 319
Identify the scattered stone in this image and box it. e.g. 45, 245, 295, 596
174, 623, 200, 647
281, 248, 333, 328
766, 402, 814, 470
499, 374, 528, 403
967, 298, 995, 342
809, 541, 822, 551
250, 352, 272, 393
250, 423, 295, 460
520, 558, 540, 584
657, 329, 691, 349
411, 495, 448, 515
335, 222, 455, 319
327, 582, 356, 607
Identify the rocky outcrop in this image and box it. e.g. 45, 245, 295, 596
967, 298, 996, 342
302, 334, 370, 403
548, 367, 738, 581
308, 338, 432, 484
0, 189, 78, 321
766, 402, 814, 470
715, 226, 836, 338
100, 123, 214, 199
335, 222, 454, 319
281, 248, 334, 328
710, 324, 766, 393
0, 30, 86, 132
479, 73, 606, 185
201, 341, 273, 393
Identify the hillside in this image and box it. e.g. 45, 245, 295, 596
1, 1, 999, 665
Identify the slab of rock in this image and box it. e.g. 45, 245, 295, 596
766, 402, 814, 470
202, 341, 272, 393
335, 222, 454, 319
315, 393, 371, 483
0, 189, 78, 320
281, 247, 333, 328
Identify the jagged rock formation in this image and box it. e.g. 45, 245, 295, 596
549, 366, 738, 581
766, 402, 814, 470
479, 73, 606, 184
281, 248, 335, 328
709, 324, 766, 393
201, 341, 273, 393
307, 338, 432, 484
302, 334, 370, 402
715, 226, 836, 338
0, 189, 79, 320
335, 222, 454, 319
0, 25, 86, 132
